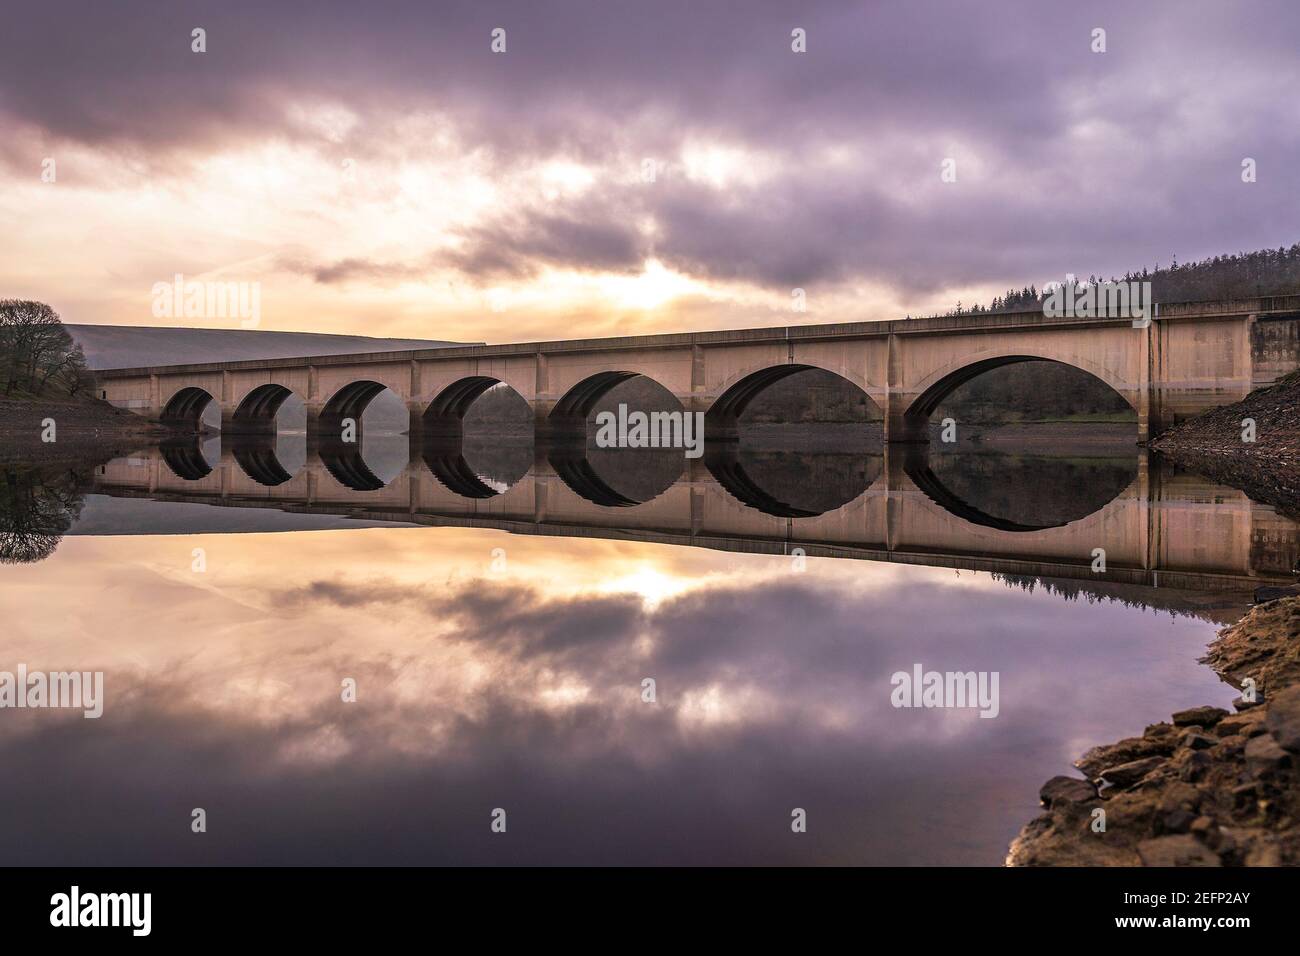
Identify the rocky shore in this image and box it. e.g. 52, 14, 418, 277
1008, 597, 1300, 865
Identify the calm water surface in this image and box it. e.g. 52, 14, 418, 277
0, 436, 1287, 865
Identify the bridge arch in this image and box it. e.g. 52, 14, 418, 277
547, 371, 679, 439
705, 364, 881, 440
321, 380, 391, 423
161, 386, 215, 429
423, 376, 530, 441
901, 354, 1138, 437
230, 383, 300, 435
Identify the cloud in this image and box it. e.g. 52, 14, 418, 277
5, 0, 1300, 331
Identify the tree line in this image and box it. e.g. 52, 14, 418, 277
0, 300, 95, 398
939, 241, 1300, 317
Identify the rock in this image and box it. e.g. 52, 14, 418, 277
1157, 782, 1200, 815
1218, 711, 1266, 737
1137, 834, 1222, 867
1231, 781, 1262, 809
1172, 706, 1229, 727
1039, 775, 1097, 808
1265, 685, 1300, 752
1009, 598, 1300, 868
1214, 736, 1245, 759
1100, 756, 1166, 788
1233, 695, 1264, 712
1179, 750, 1214, 782
1244, 734, 1291, 776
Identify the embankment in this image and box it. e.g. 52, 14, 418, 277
1007, 597, 1300, 866
1151, 371, 1300, 515
0, 397, 168, 464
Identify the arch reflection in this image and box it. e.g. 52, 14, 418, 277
902, 446, 1138, 531
705, 447, 879, 517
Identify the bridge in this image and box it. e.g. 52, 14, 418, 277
90, 442, 1300, 598
97, 296, 1300, 445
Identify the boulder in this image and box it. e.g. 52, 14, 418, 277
1039, 775, 1098, 808
1264, 685, 1300, 752
1172, 706, 1229, 727
1100, 756, 1165, 788
1218, 711, 1266, 737
1244, 733, 1290, 776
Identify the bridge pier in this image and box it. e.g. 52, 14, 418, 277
883, 401, 930, 444
220, 404, 277, 439
532, 400, 587, 443
305, 407, 363, 449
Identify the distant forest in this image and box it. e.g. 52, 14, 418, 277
938, 241, 1300, 316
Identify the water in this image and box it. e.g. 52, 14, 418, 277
1, 432, 1293, 865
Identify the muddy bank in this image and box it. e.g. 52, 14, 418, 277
1007, 598, 1300, 866
1152, 370, 1300, 461
0, 398, 168, 464
1149, 371, 1300, 517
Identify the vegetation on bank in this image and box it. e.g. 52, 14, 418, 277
0, 300, 95, 399
0, 301, 163, 446
937, 240, 1300, 317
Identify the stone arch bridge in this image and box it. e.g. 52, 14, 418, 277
98, 296, 1300, 445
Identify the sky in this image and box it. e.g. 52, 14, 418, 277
2, 0, 1299, 344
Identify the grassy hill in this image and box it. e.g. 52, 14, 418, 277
67, 324, 471, 370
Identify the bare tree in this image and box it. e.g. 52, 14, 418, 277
0, 300, 96, 397
0, 466, 85, 564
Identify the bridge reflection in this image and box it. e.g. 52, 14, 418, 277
89, 435, 1300, 595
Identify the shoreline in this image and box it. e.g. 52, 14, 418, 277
0, 397, 170, 465
1007, 597, 1300, 866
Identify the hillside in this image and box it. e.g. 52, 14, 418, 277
67, 324, 471, 370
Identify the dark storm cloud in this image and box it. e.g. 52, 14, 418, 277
4, 0, 1299, 295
